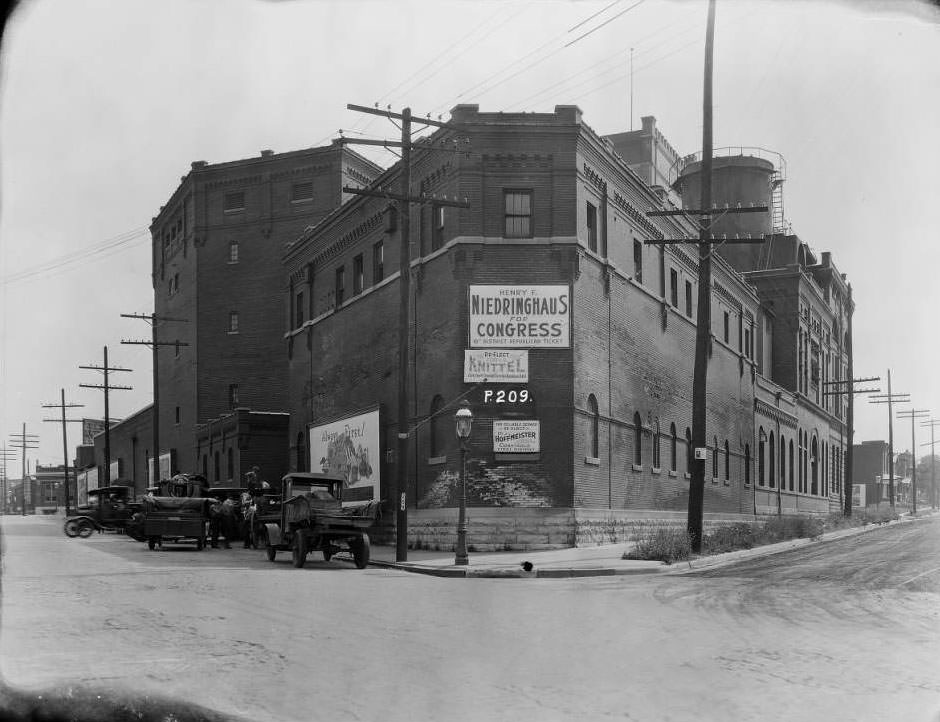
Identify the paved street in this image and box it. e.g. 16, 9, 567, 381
0, 514, 938, 721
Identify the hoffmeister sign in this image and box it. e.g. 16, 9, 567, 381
464, 350, 529, 383
469, 285, 570, 348
493, 420, 540, 453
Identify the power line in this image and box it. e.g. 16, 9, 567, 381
1, 226, 149, 286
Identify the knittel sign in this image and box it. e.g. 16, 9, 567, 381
493, 420, 540, 453
464, 350, 529, 383
469, 285, 570, 348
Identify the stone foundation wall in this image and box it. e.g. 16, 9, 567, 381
372, 507, 790, 552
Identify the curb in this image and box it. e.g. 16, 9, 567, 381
367, 559, 665, 578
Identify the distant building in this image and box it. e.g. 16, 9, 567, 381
146, 143, 383, 477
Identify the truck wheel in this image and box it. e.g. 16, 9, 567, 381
292, 534, 307, 568
351, 533, 370, 569
148, 538, 157, 550
64, 520, 80, 538
77, 521, 95, 538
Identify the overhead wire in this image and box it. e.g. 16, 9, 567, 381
1, 226, 150, 286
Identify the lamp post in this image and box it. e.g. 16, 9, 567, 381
454, 406, 472, 566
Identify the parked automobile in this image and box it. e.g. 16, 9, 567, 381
63, 485, 141, 538
258, 472, 379, 569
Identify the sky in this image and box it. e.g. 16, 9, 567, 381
1, 0, 939, 473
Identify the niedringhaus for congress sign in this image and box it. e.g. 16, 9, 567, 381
469, 285, 570, 348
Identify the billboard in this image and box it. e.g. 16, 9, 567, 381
309, 409, 380, 502
469, 285, 570, 348
493, 420, 540, 454
82, 418, 106, 445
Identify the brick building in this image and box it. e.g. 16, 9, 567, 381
147, 142, 383, 479
281, 105, 801, 548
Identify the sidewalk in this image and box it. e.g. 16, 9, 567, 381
368, 512, 933, 578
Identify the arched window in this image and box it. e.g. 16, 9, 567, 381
768, 432, 776, 488
429, 395, 446, 458
214, 451, 220, 482
744, 444, 751, 485
670, 423, 678, 472
789, 439, 794, 491
724, 440, 730, 481
685, 427, 693, 473
779, 434, 786, 489
633, 413, 643, 466
712, 436, 719, 478
296, 431, 306, 472
227, 447, 234, 481
811, 435, 819, 495
758, 427, 766, 486
588, 395, 599, 459
653, 420, 661, 469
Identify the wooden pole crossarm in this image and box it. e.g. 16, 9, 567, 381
346, 103, 465, 131
646, 205, 769, 217
342, 186, 470, 208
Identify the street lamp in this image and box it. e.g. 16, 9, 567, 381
454, 406, 472, 566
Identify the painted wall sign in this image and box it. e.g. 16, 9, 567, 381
469, 285, 570, 348
493, 420, 540, 453
309, 409, 380, 502
464, 349, 529, 382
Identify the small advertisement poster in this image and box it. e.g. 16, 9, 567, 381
852, 484, 866, 508
464, 350, 529, 383
469, 285, 570, 348
493, 420, 540, 454
309, 409, 380, 502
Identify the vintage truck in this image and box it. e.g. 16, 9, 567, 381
63, 485, 141, 538
259, 472, 379, 569
138, 495, 211, 550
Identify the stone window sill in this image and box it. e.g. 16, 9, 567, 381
668, 470, 677, 478
631, 463, 642, 472
585, 456, 600, 466
427, 455, 447, 466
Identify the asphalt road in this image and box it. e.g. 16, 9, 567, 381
1, 514, 937, 722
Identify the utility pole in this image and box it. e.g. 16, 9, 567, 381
342, 103, 470, 562
898, 408, 929, 515
869, 370, 909, 512
644, 0, 768, 552
121, 312, 189, 484
921, 419, 940, 511
8, 425, 39, 514
823, 374, 879, 517
0, 444, 18, 514
41, 390, 84, 516
79, 346, 132, 486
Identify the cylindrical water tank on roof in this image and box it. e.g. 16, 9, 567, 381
676, 154, 775, 273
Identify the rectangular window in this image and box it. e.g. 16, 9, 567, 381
432, 205, 445, 250
586, 201, 597, 253
291, 181, 314, 203
174, 273, 179, 294
295, 291, 305, 328
633, 239, 643, 283
223, 191, 245, 212
504, 190, 532, 238
229, 311, 239, 333
229, 384, 239, 408
174, 341, 180, 358
744, 327, 750, 359
229, 241, 239, 263
335, 266, 345, 305
175, 406, 181, 425
723, 312, 730, 343
353, 254, 364, 295
373, 241, 384, 283
669, 269, 678, 307
685, 281, 693, 317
